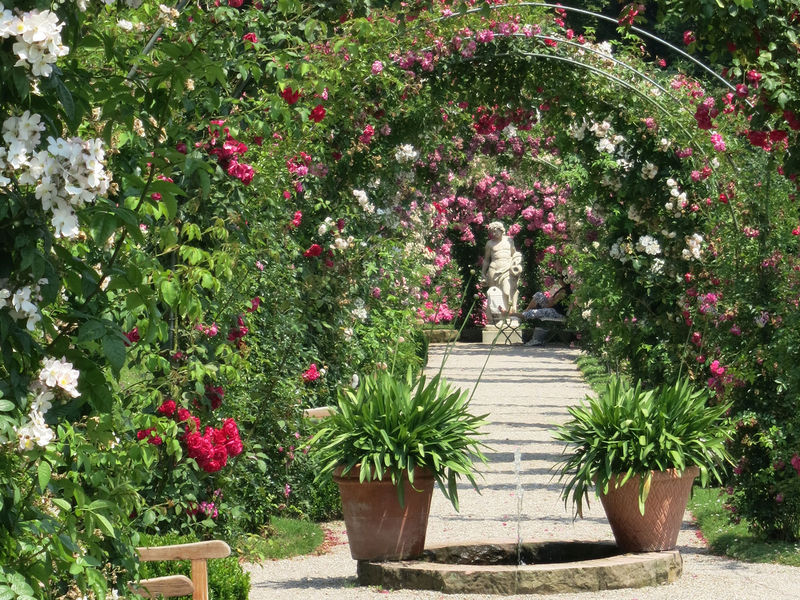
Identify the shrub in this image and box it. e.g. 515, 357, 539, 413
725, 413, 800, 540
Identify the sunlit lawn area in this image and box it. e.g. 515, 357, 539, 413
689, 487, 800, 567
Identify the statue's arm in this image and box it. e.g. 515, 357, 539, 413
481, 242, 492, 278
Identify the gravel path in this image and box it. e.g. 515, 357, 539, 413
246, 343, 800, 599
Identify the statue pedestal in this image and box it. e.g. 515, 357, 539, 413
482, 320, 522, 345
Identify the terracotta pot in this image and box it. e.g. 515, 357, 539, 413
333, 465, 434, 561
598, 466, 699, 552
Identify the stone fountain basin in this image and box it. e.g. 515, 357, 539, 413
357, 540, 682, 595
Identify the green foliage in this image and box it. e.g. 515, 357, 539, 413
555, 376, 733, 517
688, 487, 800, 567
310, 369, 488, 511
3, 1, 800, 596
575, 354, 615, 394
137, 533, 250, 600
726, 413, 800, 540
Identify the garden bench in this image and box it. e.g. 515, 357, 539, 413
522, 311, 570, 345
129, 540, 230, 600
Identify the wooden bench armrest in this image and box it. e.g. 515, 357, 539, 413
136, 540, 231, 562
302, 406, 334, 419
129, 575, 193, 599
133, 541, 230, 600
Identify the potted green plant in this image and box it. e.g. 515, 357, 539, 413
310, 368, 488, 561
554, 376, 732, 552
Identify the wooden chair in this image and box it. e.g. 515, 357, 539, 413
130, 540, 231, 600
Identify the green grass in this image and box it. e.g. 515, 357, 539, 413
239, 517, 324, 560
688, 487, 800, 566
575, 354, 614, 394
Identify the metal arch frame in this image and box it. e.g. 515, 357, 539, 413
452, 50, 675, 119
398, 2, 737, 200
422, 38, 700, 143
421, 31, 677, 113
432, 1, 739, 96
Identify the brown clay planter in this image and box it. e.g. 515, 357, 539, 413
333, 465, 434, 561
598, 466, 699, 552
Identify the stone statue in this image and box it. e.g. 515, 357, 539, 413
481, 221, 522, 320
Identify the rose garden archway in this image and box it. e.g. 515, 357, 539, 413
317, 1, 798, 539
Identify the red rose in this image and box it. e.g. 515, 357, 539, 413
205, 385, 225, 410
309, 104, 326, 123
226, 438, 244, 457
784, 110, 800, 131
185, 432, 207, 458
212, 428, 228, 445
222, 418, 240, 439
177, 408, 192, 422
246, 297, 261, 313
747, 130, 769, 148
212, 445, 228, 463
769, 130, 788, 142
158, 399, 177, 417
184, 415, 201, 434
303, 243, 323, 258
228, 0, 243, 7
201, 446, 228, 472
125, 327, 140, 346
242, 32, 258, 44
281, 86, 300, 105
201, 459, 220, 472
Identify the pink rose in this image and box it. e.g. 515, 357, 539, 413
302, 363, 320, 382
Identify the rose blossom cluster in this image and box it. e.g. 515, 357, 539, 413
0, 5, 69, 77
15, 357, 80, 452
227, 315, 249, 347
202, 120, 254, 185
187, 499, 219, 519
682, 233, 704, 260
156, 399, 243, 473
0, 277, 46, 331
635, 235, 662, 256
394, 144, 419, 163
1, 111, 112, 238
352, 189, 375, 213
